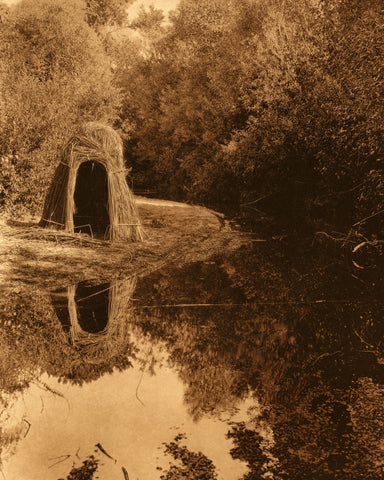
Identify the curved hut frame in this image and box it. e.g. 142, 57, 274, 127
40, 122, 144, 242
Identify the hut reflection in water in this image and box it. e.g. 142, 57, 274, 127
51, 278, 137, 364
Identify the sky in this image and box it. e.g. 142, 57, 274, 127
129, 0, 179, 18
3, 0, 180, 14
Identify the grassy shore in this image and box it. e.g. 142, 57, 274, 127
0, 197, 248, 294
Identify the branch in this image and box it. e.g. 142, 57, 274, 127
353, 208, 384, 227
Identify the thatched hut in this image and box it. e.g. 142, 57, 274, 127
40, 122, 144, 242
52, 277, 137, 365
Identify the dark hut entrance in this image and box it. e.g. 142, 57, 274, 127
74, 161, 109, 237
75, 282, 109, 334
52, 282, 110, 335
50, 277, 136, 363
40, 123, 144, 242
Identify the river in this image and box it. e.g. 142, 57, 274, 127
0, 235, 383, 479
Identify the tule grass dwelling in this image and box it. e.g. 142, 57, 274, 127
39, 122, 144, 242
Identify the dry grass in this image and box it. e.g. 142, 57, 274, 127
0, 198, 249, 294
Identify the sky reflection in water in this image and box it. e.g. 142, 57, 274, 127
1, 279, 252, 480
3, 362, 250, 480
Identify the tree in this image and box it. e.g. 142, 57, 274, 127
85, 0, 133, 27
117, 0, 254, 207
0, 0, 120, 214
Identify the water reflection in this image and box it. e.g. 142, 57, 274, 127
0, 274, 251, 480
52, 281, 110, 335
2, 365, 249, 480
0, 249, 384, 479
51, 279, 136, 365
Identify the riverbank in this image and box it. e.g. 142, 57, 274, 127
0, 197, 249, 294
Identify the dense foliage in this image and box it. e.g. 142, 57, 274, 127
58, 455, 100, 480
118, 0, 384, 236
161, 434, 218, 480
1, 0, 384, 237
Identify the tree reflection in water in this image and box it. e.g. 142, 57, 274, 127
0, 242, 384, 479
130, 252, 384, 480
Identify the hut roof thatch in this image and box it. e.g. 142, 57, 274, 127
40, 122, 144, 242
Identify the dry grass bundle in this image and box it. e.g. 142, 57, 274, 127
40, 122, 144, 242
66, 277, 137, 364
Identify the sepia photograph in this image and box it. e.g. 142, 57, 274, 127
0, 0, 383, 479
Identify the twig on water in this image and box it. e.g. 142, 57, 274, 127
31, 380, 66, 399
48, 454, 71, 469
353, 328, 383, 360
311, 350, 342, 366
31, 378, 71, 414
315, 231, 354, 246
352, 240, 384, 252
95, 443, 116, 463
353, 208, 384, 227
135, 368, 146, 407
22, 419, 31, 438
122, 466, 130, 480
135, 344, 153, 407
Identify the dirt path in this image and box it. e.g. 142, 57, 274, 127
0, 197, 247, 294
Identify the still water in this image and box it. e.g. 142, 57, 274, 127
1, 241, 384, 479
